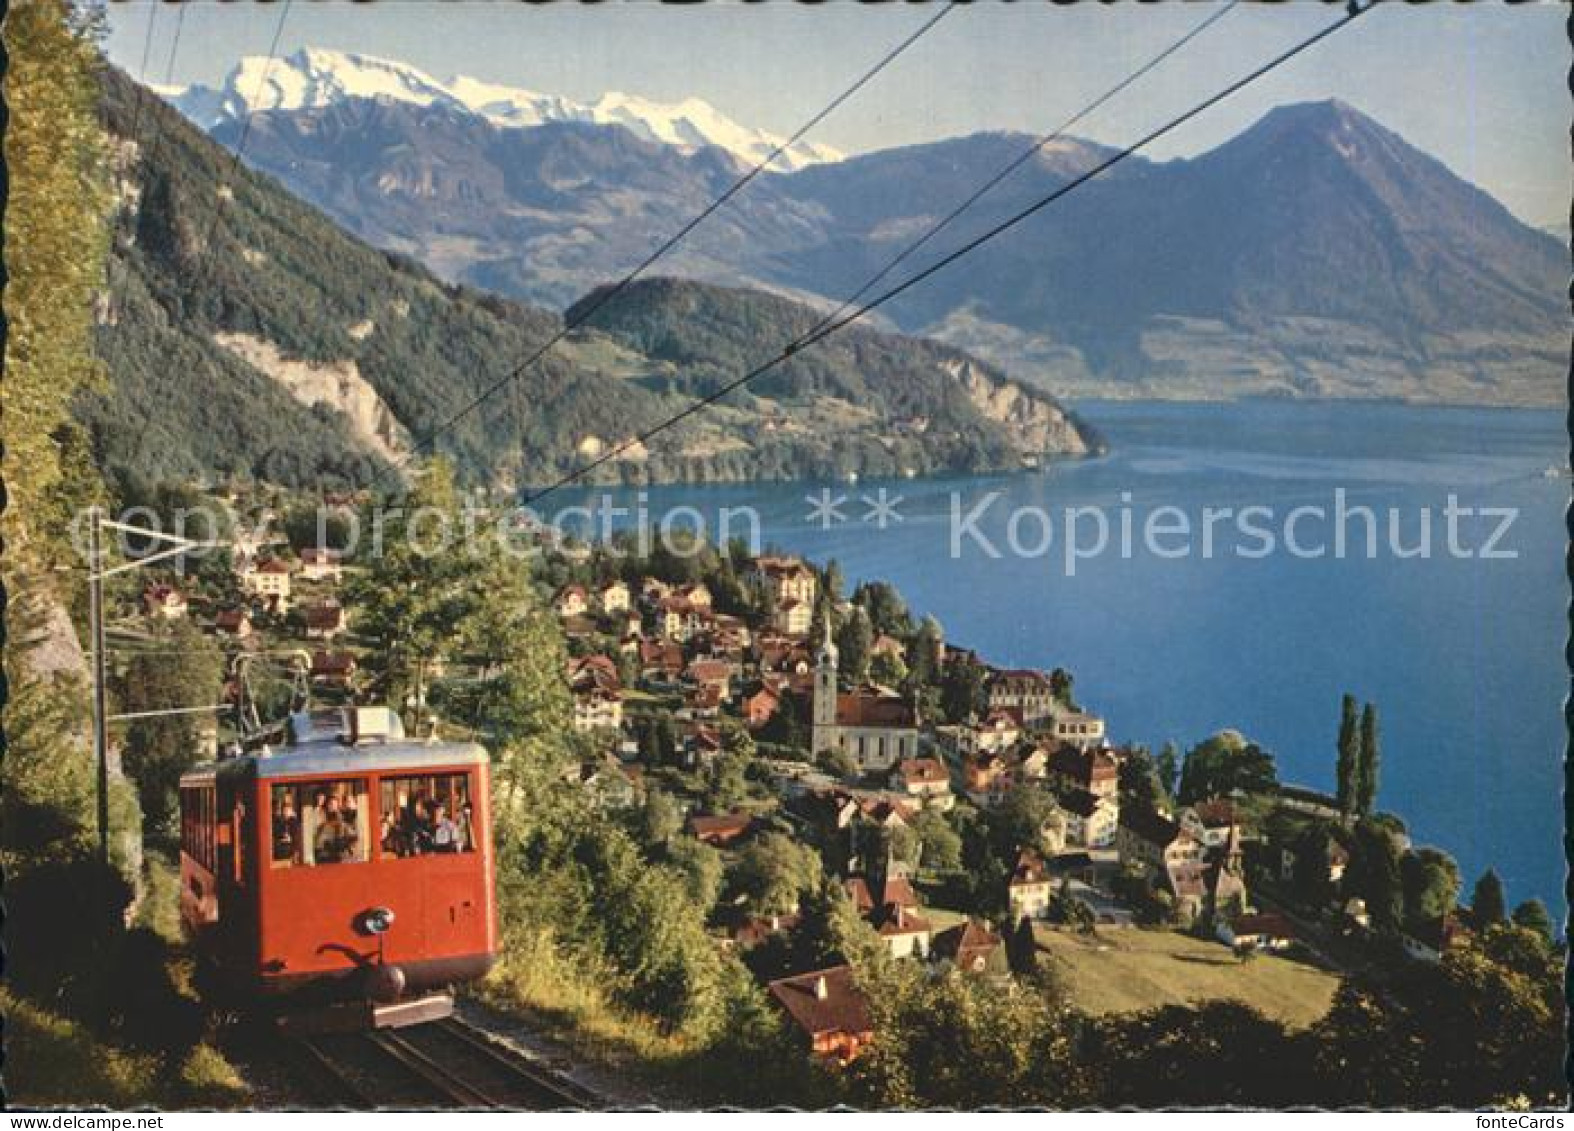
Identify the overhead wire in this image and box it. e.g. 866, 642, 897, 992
371, 2, 959, 487
518, 1, 1379, 509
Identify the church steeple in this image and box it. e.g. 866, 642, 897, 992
812, 611, 840, 754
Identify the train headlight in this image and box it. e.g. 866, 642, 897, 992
360, 906, 396, 935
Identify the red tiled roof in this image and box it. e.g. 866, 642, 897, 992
932, 920, 1003, 969
768, 966, 871, 1040
872, 903, 932, 936
835, 690, 915, 729
1231, 911, 1296, 940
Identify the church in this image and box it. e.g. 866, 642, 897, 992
812, 616, 920, 772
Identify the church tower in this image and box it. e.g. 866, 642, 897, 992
812, 613, 840, 756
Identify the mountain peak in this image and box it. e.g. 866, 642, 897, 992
163, 47, 842, 170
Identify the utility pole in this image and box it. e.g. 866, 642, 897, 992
89, 505, 111, 864
86, 511, 220, 864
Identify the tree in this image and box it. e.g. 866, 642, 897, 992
1347, 820, 1404, 931
1471, 868, 1508, 928
815, 744, 859, 781
635, 789, 683, 849
869, 649, 908, 690
913, 808, 963, 874
940, 652, 988, 723
1399, 847, 1461, 935
1289, 823, 1338, 910
835, 607, 873, 684
852, 579, 912, 637
1119, 745, 1168, 813
1510, 898, 1554, 943
666, 837, 725, 915
1335, 693, 1360, 819
729, 833, 822, 917
1155, 741, 1180, 800
1176, 731, 1278, 804
1355, 702, 1380, 816
908, 615, 944, 688
992, 785, 1063, 859
119, 621, 224, 837
705, 753, 750, 812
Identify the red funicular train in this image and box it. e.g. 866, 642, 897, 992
179, 706, 498, 1028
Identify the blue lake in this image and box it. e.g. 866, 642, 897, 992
552, 400, 1568, 916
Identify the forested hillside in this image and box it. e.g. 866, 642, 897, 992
91, 68, 1093, 491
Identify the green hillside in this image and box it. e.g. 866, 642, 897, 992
90, 69, 1094, 491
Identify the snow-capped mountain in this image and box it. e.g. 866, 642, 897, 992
164, 47, 842, 171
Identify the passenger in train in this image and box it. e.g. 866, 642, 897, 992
314, 795, 358, 864
431, 802, 461, 853
273, 795, 300, 863
456, 800, 475, 853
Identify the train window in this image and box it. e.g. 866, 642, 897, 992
377, 772, 476, 858
270, 779, 370, 867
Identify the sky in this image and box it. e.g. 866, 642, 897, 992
102, 0, 1571, 228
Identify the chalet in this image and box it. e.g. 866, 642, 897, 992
1180, 799, 1240, 848
1278, 834, 1351, 887
682, 684, 723, 719
637, 640, 685, 685
597, 579, 631, 613
1054, 785, 1117, 849
688, 811, 754, 847
890, 757, 953, 808
1008, 847, 1053, 921
553, 585, 589, 618
750, 555, 818, 609
931, 920, 1007, 976
767, 966, 872, 1064
685, 658, 732, 700
871, 903, 932, 959
683, 724, 723, 771
673, 582, 713, 611
1117, 807, 1197, 880
1049, 710, 1106, 750
1217, 911, 1297, 952
963, 751, 1014, 808
567, 654, 622, 694
986, 669, 1057, 723
1048, 744, 1119, 801
957, 710, 1021, 757
213, 608, 253, 638
143, 583, 188, 620
743, 685, 781, 729
655, 597, 705, 642
639, 577, 672, 606
299, 547, 344, 582
772, 598, 814, 638
572, 688, 623, 732
303, 601, 348, 640
241, 557, 293, 605
309, 650, 358, 689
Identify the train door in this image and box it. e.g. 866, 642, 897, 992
214, 767, 259, 973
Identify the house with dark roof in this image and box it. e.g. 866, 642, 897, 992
871, 903, 932, 959
1217, 910, 1298, 952
688, 811, 754, 847
931, 920, 1007, 976
767, 966, 872, 1064
1008, 847, 1053, 921
303, 601, 348, 640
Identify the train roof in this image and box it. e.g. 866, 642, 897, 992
180, 706, 489, 784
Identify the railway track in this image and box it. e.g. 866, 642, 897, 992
286, 1017, 598, 1109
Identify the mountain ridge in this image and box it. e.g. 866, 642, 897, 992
191, 71, 1566, 407
92, 67, 1094, 491
167, 47, 841, 171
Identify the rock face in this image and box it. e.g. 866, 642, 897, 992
212, 331, 413, 468
949, 358, 1093, 458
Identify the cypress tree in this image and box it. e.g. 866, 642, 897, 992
1355, 702, 1380, 816
1471, 868, 1508, 926
1335, 694, 1360, 818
